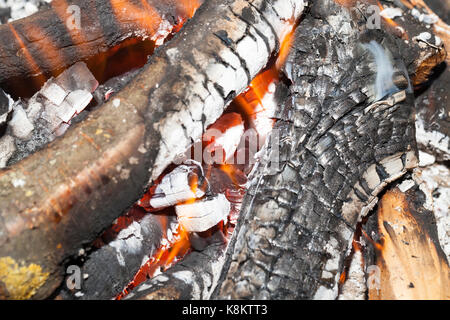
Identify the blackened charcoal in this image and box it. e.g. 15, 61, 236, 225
0, 7, 11, 24
6, 119, 55, 165
0, 88, 9, 116
93, 69, 141, 104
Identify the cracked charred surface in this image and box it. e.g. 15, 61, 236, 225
0, 0, 306, 299
215, 0, 428, 300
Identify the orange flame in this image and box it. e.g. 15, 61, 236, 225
376, 1, 396, 27
177, 0, 202, 18
276, 27, 295, 70
166, 225, 190, 264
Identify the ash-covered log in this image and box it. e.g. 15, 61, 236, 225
57, 206, 176, 300
215, 0, 441, 300
0, 0, 306, 299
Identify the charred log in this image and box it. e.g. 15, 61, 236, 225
57, 207, 175, 300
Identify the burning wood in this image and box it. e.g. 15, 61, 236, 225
145, 163, 206, 210
203, 113, 245, 164
0, 0, 448, 301
216, 0, 445, 300
0, 62, 98, 166
176, 194, 231, 232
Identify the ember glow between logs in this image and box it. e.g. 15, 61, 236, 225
116, 23, 297, 299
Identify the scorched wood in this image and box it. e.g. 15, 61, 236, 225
0, 0, 306, 299
366, 177, 449, 299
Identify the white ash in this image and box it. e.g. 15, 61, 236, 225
415, 165, 450, 261
40, 82, 68, 106
338, 250, 366, 300
398, 179, 415, 193
418, 150, 436, 167
1, 62, 98, 166
9, 103, 34, 139
410, 7, 439, 25
149, 164, 206, 209
415, 117, 449, 161
109, 221, 144, 267
380, 7, 403, 20
204, 113, 245, 164
175, 194, 231, 233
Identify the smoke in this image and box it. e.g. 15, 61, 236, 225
363, 40, 399, 100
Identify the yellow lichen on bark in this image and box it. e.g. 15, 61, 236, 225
0, 256, 49, 300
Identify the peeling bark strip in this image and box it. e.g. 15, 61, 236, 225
0, 0, 202, 89
0, 0, 306, 299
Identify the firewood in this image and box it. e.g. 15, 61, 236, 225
368, 183, 450, 300
411, 1, 450, 162
0, 0, 306, 299
0, 0, 204, 95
